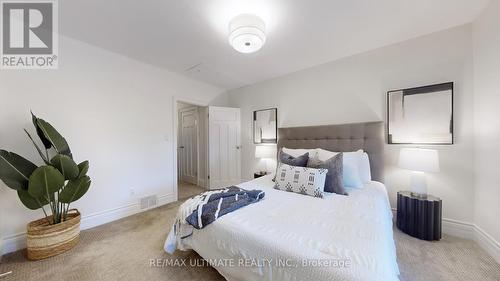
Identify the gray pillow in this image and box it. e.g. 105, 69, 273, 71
307, 152, 347, 195
273, 151, 309, 182
279, 151, 309, 167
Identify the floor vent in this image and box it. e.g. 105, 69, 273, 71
140, 195, 158, 210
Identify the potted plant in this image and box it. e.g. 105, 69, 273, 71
0, 113, 91, 260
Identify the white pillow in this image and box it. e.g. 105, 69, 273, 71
274, 163, 327, 198
359, 152, 372, 183
315, 148, 337, 161
282, 147, 317, 158
343, 162, 364, 188
316, 148, 363, 167
316, 148, 365, 187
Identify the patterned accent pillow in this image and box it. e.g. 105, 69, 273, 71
274, 163, 327, 198
307, 152, 347, 195
272, 150, 309, 182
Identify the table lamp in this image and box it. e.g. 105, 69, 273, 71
255, 145, 275, 175
398, 148, 440, 197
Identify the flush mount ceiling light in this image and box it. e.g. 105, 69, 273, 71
228, 14, 266, 54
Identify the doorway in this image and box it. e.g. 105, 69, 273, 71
176, 101, 207, 200
174, 100, 242, 200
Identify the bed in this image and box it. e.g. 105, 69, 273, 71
170, 122, 400, 281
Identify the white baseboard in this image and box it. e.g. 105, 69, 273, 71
1, 193, 176, 256
474, 225, 500, 264
392, 207, 500, 265
1, 233, 25, 256
158, 194, 176, 206
435, 218, 500, 264
442, 218, 475, 239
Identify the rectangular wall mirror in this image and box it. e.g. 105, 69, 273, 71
387, 82, 453, 144
253, 108, 277, 144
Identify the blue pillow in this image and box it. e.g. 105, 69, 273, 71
343, 163, 363, 188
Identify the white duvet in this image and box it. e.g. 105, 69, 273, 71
167, 175, 400, 281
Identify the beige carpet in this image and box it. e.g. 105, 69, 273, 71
177, 181, 205, 201
1, 185, 500, 281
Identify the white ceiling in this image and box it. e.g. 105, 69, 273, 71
60, 0, 489, 90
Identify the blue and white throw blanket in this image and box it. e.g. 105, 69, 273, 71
164, 186, 265, 254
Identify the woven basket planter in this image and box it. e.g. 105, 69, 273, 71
26, 209, 81, 260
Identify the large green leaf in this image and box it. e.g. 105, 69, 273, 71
31, 112, 52, 149
59, 176, 91, 203
0, 150, 37, 191
28, 166, 64, 198
78, 160, 90, 178
36, 118, 72, 158
51, 154, 79, 180
17, 189, 49, 210
77, 161, 89, 178
24, 129, 49, 163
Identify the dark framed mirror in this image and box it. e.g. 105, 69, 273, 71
253, 108, 277, 144
387, 82, 453, 144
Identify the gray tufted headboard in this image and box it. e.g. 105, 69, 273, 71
277, 121, 385, 182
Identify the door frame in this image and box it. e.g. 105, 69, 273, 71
172, 96, 207, 202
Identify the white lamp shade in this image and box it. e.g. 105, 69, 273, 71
255, 145, 275, 159
398, 148, 440, 173
229, 14, 266, 54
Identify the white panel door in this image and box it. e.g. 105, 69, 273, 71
208, 106, 241, 189
179, 108, 198, 184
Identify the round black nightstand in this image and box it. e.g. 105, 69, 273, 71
397, 191, 442, 241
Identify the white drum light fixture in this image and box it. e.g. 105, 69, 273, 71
228, 14, 266, 54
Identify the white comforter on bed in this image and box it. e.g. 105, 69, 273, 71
170, 175, 400, 281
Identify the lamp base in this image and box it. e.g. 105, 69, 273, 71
409, 171, 428, 198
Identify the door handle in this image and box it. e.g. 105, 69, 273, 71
236, 146, 241, 150
179, 146, 185, 149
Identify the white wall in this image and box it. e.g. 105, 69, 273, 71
473, 0, 500, 246
0, 35, 224, 254
228, 25, 475, 225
